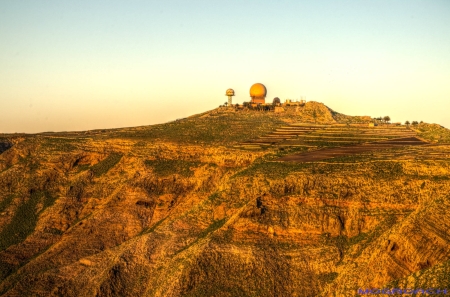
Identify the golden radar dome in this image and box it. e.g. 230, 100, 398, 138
250, 83, 267, 97
249, 83, 267, 104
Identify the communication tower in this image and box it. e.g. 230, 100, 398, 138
226, 88, 235, 105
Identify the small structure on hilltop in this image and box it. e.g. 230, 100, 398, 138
250, 83, 266, 104
273, 97, 281, 105
284, 99, 306, 106
226, 88, 235, 106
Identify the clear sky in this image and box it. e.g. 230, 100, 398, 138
1, 0, 449, 133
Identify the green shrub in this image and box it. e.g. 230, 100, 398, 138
318, 272, 339, 284
233, 161, 310, 179
91, 153, 123, 177
144, 159, 202, 177
198, 218, 226, 239
0, 190, 57, 251
371, 162, 403, 179
41, 137, 79, 151
0, 194, 14, 213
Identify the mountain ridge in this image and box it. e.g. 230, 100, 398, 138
0, 103, 449, 296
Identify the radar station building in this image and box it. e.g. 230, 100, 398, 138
250, 83, 267, 104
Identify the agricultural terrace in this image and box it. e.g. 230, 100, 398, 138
236, 123, 417, 150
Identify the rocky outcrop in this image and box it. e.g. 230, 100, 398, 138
0, 140, 12, 155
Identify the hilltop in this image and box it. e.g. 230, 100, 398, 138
0, 102, 449, 296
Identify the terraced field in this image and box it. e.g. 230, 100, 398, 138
236, 123, 417, 150
278, 137, 428, 162
234, 123, 436, 162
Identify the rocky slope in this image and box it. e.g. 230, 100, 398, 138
0, 103, 449, 296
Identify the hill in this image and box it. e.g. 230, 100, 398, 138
0, 103, 449, 296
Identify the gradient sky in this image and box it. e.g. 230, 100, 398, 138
1, 0, 449, 133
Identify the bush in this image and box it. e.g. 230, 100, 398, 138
144, 159, 202, 177
0, 191, 55, 252
91, 153, 123, 177
371, 162, 403, 179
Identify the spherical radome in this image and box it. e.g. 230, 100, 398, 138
226, 88, 235, 96
249, 83, 267, 98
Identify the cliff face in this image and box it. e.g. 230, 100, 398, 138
0, 107, 449, 296
0, 139, 13, 155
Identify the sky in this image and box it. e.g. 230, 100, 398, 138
1, 0, 449, 133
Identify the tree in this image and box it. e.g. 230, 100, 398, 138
412, 121, 419, 125
383, 116, 391, 123
405, 120, 410, 125
224, 102, 228, 107
313, 110, 318, 123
